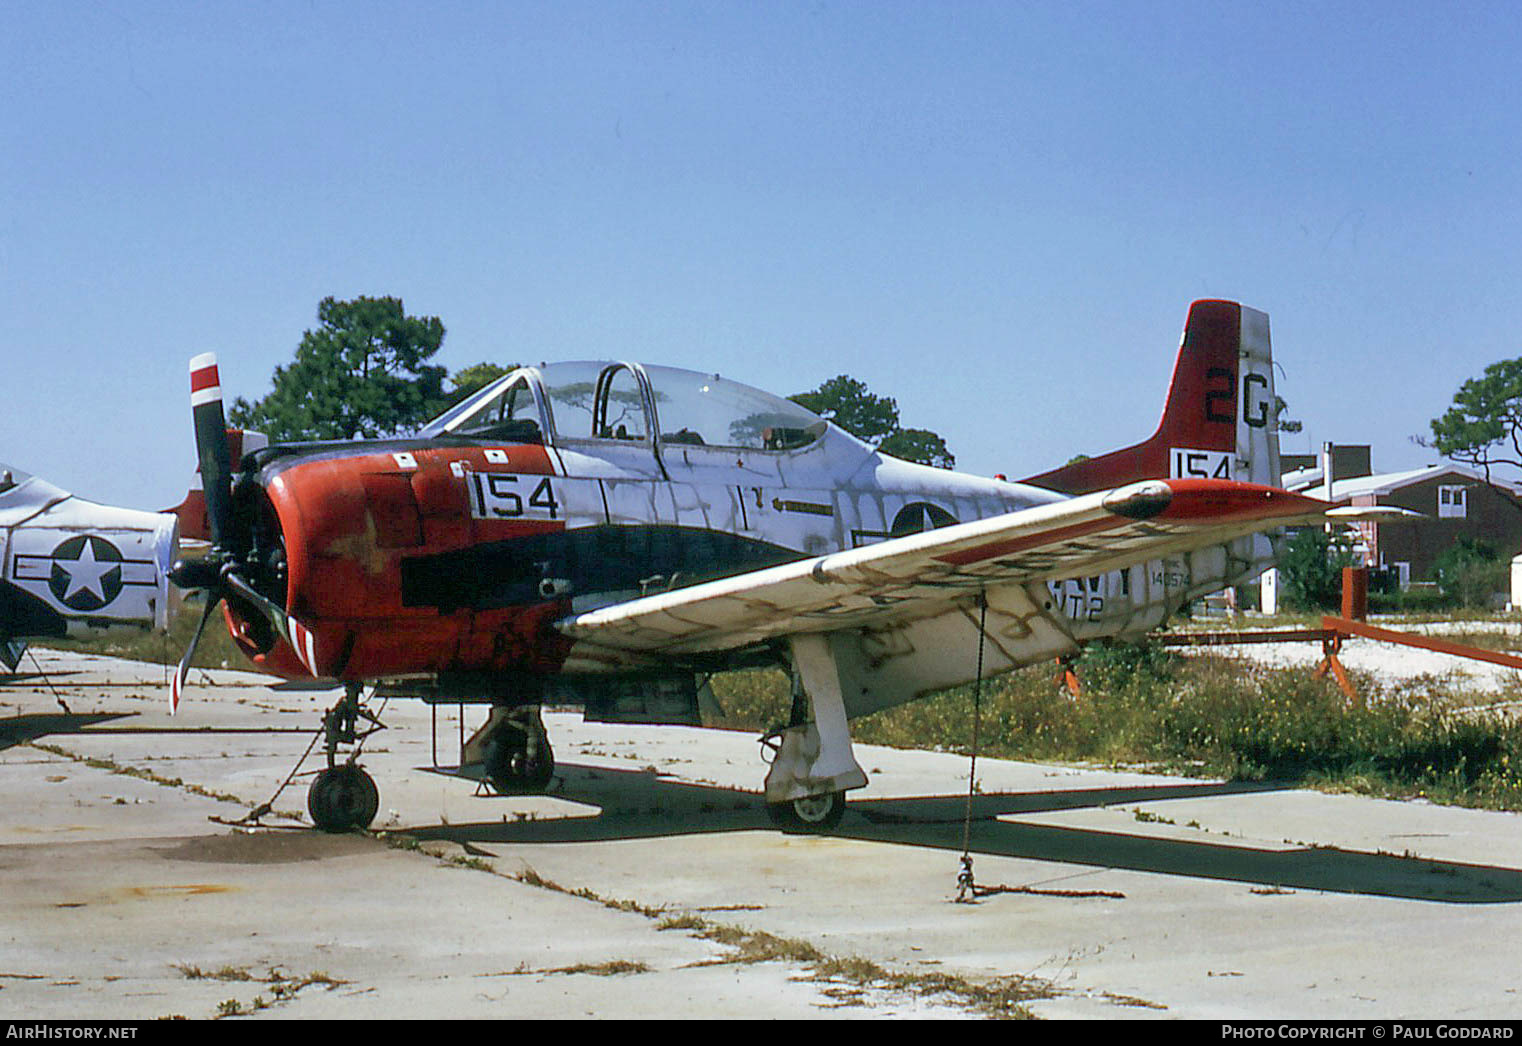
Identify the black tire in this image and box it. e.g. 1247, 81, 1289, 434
308, 764, 379, 833
483, 728, 555, 794
766, 791, 846, 833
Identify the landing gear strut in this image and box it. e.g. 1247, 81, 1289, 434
761, 635, 869, 834
308, 684, 384, 833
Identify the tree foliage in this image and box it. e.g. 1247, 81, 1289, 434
1435, 538, 1508, 609
879, 427, 955, 469
446, 361, 517, 409
790, 375, 955, 468
1278, 527, 1358, 611
1426, 359, 1522, 480
229, 296, 448, 442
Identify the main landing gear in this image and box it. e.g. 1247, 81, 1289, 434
308, 684, 383, 833
301, 641, 860, 835
761, 634, 869, 834
471, 705, 556, 794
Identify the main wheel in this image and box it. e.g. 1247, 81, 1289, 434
483, 720, 555, 794
308, 764, 379, 833
766, 790, 846, 833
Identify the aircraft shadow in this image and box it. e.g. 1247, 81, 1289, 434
0, 712, 131, 751
410, 762, 1522, 904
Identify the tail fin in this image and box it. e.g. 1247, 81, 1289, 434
1022, 299, 1281, 495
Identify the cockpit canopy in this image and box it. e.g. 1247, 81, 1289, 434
0, 461, 29, 486
0, 461, 35, 499
420, 362, 828, 454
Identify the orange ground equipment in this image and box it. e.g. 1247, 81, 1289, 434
1152, 568, 1522, 702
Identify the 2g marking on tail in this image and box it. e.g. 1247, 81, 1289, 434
1204, 366, 1272, 429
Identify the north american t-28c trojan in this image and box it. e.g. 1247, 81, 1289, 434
169, 300, 1359, 832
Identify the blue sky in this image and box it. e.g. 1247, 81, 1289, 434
4, 1, 1521, 508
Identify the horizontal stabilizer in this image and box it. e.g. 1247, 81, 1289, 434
1324, 505, 1424, 523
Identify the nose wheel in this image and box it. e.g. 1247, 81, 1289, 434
308, 763, 379, 833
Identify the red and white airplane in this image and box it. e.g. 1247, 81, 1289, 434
170, 300, 1354, 832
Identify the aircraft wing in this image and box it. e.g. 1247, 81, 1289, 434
557, 477, 1335, 657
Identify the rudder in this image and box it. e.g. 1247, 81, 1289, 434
1022, 300, 1281, 494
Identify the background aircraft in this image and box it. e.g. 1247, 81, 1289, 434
169, 300, 1347, 832
0, 463, 177, 672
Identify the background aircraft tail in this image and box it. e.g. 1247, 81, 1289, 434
1022, 300, 1281, 495
166, 428, 269, 542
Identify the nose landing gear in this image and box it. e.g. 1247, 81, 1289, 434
308, 684, 385, 833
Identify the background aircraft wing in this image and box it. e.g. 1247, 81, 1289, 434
556, 478, 1334, 657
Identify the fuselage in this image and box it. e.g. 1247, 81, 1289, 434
219, 356, 1277, 686
226, 361, 1058, 681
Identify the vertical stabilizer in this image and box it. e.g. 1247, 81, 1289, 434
1023, 300, 1281, 495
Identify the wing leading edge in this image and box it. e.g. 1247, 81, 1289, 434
557, 478, 1332, 659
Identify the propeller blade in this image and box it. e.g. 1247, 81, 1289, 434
189, 353, 235, 550
172, 593, 223, 715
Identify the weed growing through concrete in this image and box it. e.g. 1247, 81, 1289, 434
494, 861, 1057, 1017
175, 964, 349, 1019
28, 742, 247, 806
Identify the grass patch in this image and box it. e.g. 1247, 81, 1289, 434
703, 641, 1522, 811
681, 914, 1050, 1017
175, 965, 348, 1019
705, 667, 792, 730
542, 960, 650, 977
44, 598, 250, 670
174, 964, 254, 982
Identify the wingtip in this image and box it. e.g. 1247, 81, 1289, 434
1101, 480, 1174, 520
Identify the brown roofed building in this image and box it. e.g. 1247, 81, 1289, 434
1287, 464, 1522, 587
